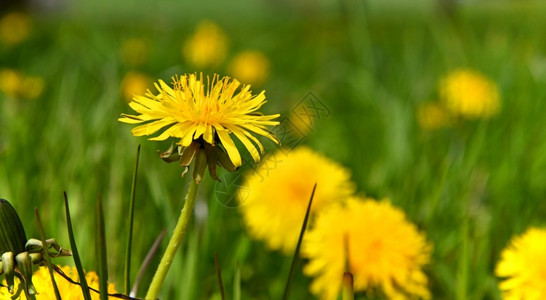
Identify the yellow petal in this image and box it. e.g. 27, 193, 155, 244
240, 123, 279, 144
131, 118, 176, 136
228, 125, 260, 162
215, 126, 242, 167
118, 114, 143, 124
203, 124, 214, 144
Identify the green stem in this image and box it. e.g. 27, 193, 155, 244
145, 179, 200, 299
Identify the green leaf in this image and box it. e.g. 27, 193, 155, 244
63, 192, 92, 300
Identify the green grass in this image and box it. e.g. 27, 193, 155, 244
2, 1, 546, 299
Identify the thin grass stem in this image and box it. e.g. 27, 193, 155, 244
34, 208, 62, 300
282, 183, 317, 300
125, 144, 141, 294
63, 192, 92, 300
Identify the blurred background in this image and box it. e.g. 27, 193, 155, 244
2, 0, 546, 299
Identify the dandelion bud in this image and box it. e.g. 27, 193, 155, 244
193, 148, 208, 184
1, 252, 15, 293
15, 252, 36, 295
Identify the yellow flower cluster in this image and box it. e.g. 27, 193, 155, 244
238, 146, 432, 299
0, 265, 117, 299
417, 69, 501, 130
0, 68, 44, 99
183, 20, 270, 86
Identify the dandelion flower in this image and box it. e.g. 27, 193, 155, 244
496, 227, 546, 300
238, 146, 354, 253
0, 265, 117, 299
118, 73, 279, 180
0, 12, 31, 46
303, 197, 432, 300
416, 102, 452, 130
183, 20, 228, 68
439, 69, 500, 119
120, 71, 153, 102
227, 50, 270, 86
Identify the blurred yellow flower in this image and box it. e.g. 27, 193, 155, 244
0, 12, 31, 45
119, 74, 279, 169
183, 20, 228, 68
496, 227, 546, 300
289, 105, 315, 138
0, 68, 21, 97
416, 102, 452, 130
439, 69, 500, 119
303, 197, 431, 300
238, 146, 355, 253
0, 68, 44, 99
227, 50, 270, 86
120, 71, 153, 102
0, 265, 117, 299
120, 37, 149, 66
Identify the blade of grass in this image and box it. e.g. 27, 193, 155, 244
125, 144, 141, 294
96, 195, 108, 300
214, 252, 226, 300
282, 183, 317, 300
63, 192, 92, 300
342, 272, 354, 300
233, 262, 241, 300
34, 208, 62, 300
130, 229, 166, 298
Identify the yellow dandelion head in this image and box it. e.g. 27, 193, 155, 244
496, 227, 546, 300
120, 37, 149, 66
416, 102, 452, 130
183, 20, 228, 68
120, 71, 153, 102
238, 146, 355, 253
0, 265, 117, 299
303, 197, 432, 300
0, 12, 31, 46
118, 73, 280, 180
439, 69, 500, 119
227, 50, 270, 86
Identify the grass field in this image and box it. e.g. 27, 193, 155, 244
2, 1, 546, 299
